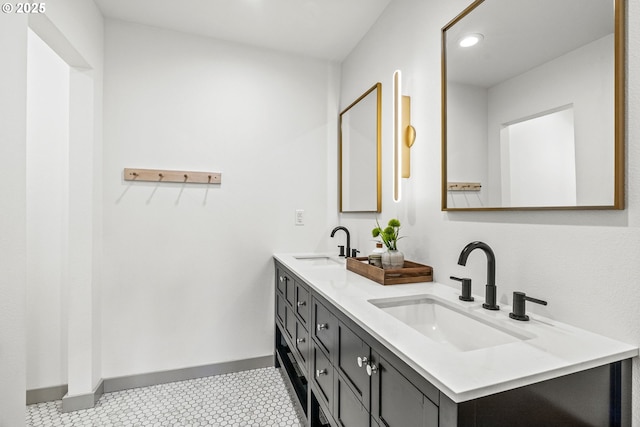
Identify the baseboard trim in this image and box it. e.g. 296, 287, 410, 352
104, 355, 273, 393
29, 355, 274, 411
26, 385, 69, 405
61, 379, 104, 413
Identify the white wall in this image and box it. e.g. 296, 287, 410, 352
0, 0, 103, 422
26, 28, 70, 391
101, 20, 338, 378
29, 2, 104, 401
0, 13, 29, 427
339, 0, 640, 425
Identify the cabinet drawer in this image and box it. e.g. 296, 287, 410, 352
276, 267, 289, 295
335, 373, 369, 427
337, 322, 371, 409
276, 293, 286, 325
313, 342, 334, 409
294, 321, 309, 368
295, 283, 310, 325
313, 298, 337, 358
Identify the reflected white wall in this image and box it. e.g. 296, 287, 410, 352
488, 34, 614, 206
26, 28, 70, 391
500, 107, 577, 207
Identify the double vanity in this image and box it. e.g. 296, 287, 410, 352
273, 253, 637, 427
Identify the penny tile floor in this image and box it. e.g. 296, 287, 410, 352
26, 367, 304, 426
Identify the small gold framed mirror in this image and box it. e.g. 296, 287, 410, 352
339, 83, 382, 212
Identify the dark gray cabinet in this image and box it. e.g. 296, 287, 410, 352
336, 322, 370, 411
276, 265, 291, 296
335, 373, 369, 427
274, 260, 631, 427
276, 292, 286, 326
296, 284, 310, 325
309, 293, 436, 427
312, 341, 334, 411
285, 305, 296, 342
295, 322, 309, 366
285, 277, 295, 307
370, 351, 438, 427
274, 264, 311, 420
313, 298, 337, 358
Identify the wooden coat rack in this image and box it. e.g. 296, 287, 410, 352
124, 168, 222, 184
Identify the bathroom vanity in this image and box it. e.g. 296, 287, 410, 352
273, 254, 636, 427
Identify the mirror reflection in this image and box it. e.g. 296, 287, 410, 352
442, 0, 624, 210
340, 83, 381, 212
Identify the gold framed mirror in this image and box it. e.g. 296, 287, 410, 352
441, 0, 625, 211
339, 83, 382, 212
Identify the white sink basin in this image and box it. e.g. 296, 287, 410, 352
293, 255, 344, 266
369, 295, 533, 352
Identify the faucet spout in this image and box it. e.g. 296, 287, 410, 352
330, 226, 351, 258
458, 241, 499, 310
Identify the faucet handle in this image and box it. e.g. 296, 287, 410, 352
337, 245, 345, 257
509, 291, 547, 321
351, 248, 360, 258
450, 276, 474, 302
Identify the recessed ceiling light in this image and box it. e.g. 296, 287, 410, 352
459, 33, 484, 48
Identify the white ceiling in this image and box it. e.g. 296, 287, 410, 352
93, 0, 393, 61
446, 0, 614, 87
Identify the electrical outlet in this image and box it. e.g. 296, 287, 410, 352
295, 209, 304, 226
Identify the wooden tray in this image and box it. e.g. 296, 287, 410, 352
346, 257, 433, 285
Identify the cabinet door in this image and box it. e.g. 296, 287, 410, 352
334, 373, 370, 427
370, 353, 438, 427
313, 298, 337, 358
337, 322, 371, 410
295, 282, 310, 326
312, 342, 334, 410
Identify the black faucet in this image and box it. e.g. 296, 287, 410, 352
457, 241, 499, 310
330, 226, 350, 258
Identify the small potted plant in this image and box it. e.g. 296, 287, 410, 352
372, 218, 404, 269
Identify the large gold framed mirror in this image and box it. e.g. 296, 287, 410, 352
339, 83, 382, 212
441, 0, 625, 211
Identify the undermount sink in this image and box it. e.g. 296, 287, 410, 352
293, 255, 344, 266
369, 295, 534, 352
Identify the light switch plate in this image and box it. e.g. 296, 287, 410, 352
295, 209, 304, 226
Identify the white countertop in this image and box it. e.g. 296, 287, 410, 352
274, 253, 638, 403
